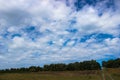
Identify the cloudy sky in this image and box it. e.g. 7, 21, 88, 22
0, 0, 120, 69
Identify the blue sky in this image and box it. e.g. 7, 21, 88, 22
0, 0, 120, 69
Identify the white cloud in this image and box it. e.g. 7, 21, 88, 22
0, 0, 120, 69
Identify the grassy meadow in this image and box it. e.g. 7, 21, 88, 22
104, 68, 120, 80
0, 68, 119, 80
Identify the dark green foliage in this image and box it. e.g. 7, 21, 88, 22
0, 66, 43, 73
102, 58, 120, 68
67, 60, 101, 71
44, 63, 66, 71
29, 66, 42, 72
0, 60, 101, 73
43, 60, 101, 71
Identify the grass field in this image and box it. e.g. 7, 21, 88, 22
103, 68, 120, 80
0, 68, 119, 80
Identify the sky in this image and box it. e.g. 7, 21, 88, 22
0, 0, 120, 69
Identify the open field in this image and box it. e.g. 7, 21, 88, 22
103, 68, 120, 80
0, 68, 119, 80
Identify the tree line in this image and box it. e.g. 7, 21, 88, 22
102, 58, 120, 68
44, 60, 100, 71
0, 60, 101, 73
0, 58, 120, 73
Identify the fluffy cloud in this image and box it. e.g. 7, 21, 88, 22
0, 0, 120, 69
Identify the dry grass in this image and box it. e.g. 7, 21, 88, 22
0, 68, 119, 80
104, 68, 120, 80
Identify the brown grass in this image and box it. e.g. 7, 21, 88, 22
0, 68, 119, 80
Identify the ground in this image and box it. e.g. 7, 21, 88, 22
0, 68, 119, 80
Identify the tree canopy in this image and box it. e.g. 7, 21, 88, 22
0, 60, 101, 73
